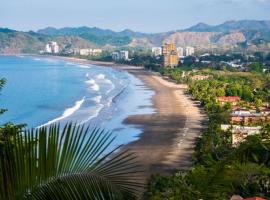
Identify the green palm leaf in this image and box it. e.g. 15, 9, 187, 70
0, 123, 143, 200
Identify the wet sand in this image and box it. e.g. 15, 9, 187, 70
48, 56, 207, 177
121, 68, 207, 177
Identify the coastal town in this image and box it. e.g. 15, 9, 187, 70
1, 0, 270, 197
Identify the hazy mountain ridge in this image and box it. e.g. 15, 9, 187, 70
185, 20, 270, 32
0, 20, 270, 54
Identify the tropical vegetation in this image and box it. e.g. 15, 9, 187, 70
0, 79, 142, 200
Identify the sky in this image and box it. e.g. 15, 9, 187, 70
0, 0, 270, 33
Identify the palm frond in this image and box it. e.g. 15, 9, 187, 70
0, 123, 143, 200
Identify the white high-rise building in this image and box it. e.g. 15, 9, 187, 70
45, 44, 52, 53
152, 47, 162, 57
185, 46, 195, 56
176, 47, 184, 57
45, 41, 59, 54
119, 51, 129, 60
111, 52, 120, 61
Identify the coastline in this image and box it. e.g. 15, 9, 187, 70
49, 55, 207, 176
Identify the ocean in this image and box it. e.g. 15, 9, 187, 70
0, 55, 155, 146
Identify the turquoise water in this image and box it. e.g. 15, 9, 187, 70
0, 55, 155, 146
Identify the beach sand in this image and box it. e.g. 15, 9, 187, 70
51, 56, 207, 177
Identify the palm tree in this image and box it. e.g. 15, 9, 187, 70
0, 123, 143, 200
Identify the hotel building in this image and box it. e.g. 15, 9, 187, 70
162, 43, 179, 68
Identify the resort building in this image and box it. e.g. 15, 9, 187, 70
191, 75, 209, 81
79, 49, 102, 56
111, 52, 120, 61
230, 109, 270, 125
111, 50, 129, 61
45, 41, 59, 54
177, 47, 184, 57
152, 47, 162, 57
221, 124, 261, 146
120, 51, 129, 60
185, 46, 195, 56
162, 43, 179, 68
216, 96, 241, 106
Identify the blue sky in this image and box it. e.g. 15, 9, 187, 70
1, 0, 270, 33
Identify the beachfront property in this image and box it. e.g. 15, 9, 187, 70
216, 96, 241, 106
45, 41, 59, 54
191, 74, 209, 81
111, 50, 129, 61
79, 48, 103, 56
230, 109, 270, 125
162, 43, 179, 68
177, 47, 184, 57
221, 124, 261, 146
152, 47, 162, 57
185, 46, 195, 56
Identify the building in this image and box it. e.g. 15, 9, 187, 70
191, 75, 209, 81
111, 52, 120, 61
92, 49, 102, 56
216, 96, 241, 106
119, 51, 129, 60
185, 46, 195, 56
230, 195, 266, 200
79, 49, 102, 56
45, 41, 59, 54
230, 109, 270, 125
221, 124, 261, 146
177, 47, 184, 57
162, 43, 179, 68
152, 47, 162, 57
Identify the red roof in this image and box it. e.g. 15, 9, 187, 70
244, 197, 266, 200
217, 96, 240, 101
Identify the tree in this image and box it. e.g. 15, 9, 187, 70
0, 123, 142, 200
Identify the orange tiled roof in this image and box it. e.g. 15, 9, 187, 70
217, 96, 240, 101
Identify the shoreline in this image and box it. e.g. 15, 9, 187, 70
9, 54, 207, 177
49, 55, 207, 176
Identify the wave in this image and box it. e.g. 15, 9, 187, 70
79, 104, 104, 125
85, 79, 100, 91
78, 64, 91, 69
34, 58, 41, 61
37, 97, 85, 128
91, 95, 102, 103
96, 74, 105, 79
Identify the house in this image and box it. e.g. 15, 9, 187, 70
216, 96, 240, 106
191, 75, 209, 81
221, 124, 261, 146
230, 109, 270, 125
230, 195, 266, 200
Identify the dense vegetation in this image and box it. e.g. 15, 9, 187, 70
145, 66, 270, 199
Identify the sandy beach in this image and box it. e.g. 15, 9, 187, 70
50, 56, 207, 177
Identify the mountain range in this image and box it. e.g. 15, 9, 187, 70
0, 20, 270, 54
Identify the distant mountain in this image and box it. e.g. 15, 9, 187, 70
1, 20, 270, 54
185, 20, 270, 32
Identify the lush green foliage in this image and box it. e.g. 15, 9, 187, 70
0, 123, 142, 200
146, 68, 270, 199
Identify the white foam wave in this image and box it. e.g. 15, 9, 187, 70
85, 79, 100, 91
34, 58, 41, 61
85, 79, 95, 85
91, 84, 100, 91
37, 97, 85, 128
78, 64, 91, 69
79, 104, 104, 125
96, 74, 105, 79
91, 95, 102, 103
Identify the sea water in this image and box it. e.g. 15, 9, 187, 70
0, 55, 155, 147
